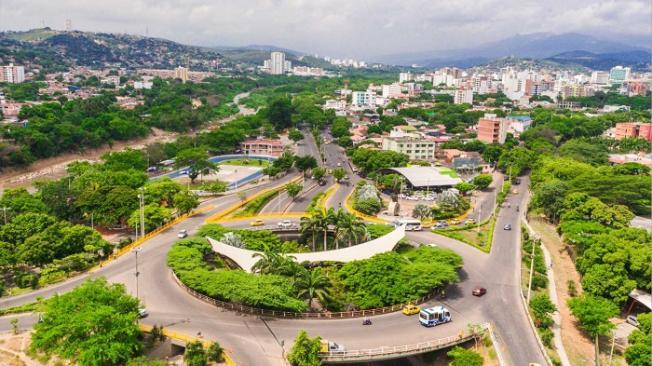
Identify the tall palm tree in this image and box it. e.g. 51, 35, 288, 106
309, 209, 330, 251
329, 208, 346, 249
336, 211, 367, 247
300, 215, 319, 252
295, 268, 331, 310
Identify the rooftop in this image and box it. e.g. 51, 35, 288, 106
384, 167, 462, 188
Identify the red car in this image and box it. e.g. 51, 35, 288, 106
472, 287, 487, 297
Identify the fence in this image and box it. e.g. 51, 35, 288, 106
139, 324, 236, 366
319, 323, 490, 362
172, 270, 439, 319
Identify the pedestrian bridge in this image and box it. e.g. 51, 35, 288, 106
206, 224, 405, 272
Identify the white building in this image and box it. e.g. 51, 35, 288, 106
134, 81, 153, 90
453, 87, 473, 104
270, 52, 287, 75
382, 137, 437, 161
0, 64, 25, 83
399, 72, 413, 83
382, 83, 403, 98
351, 91, 374, 108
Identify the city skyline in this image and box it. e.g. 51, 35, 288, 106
0, 0, 649, 59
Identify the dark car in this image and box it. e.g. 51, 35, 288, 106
472, 287, 487, 297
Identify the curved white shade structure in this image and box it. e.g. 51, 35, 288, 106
207, 224, 406, 272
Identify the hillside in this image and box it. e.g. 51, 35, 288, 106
546, 50, 652, 71
0, 28, 222, 70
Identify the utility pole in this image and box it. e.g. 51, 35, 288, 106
133, 248, 141, 299
139, 189, 145, 238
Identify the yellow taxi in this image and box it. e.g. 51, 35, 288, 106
250, 219, 264, 227
402, 303, 420, 316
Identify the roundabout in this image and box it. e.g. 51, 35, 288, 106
0, 169, 547, 366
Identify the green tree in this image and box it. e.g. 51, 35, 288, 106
184, 341, 208, 366
286, 182, 303, 201
128, 204, 172, 232
472, 174, 493, 190
529, 293, 557, 328
295, 155, 318, 176
30, 278, 142, 366
625, 312, 652, 366
295, 268, 331, 309
176, 148, 218, 183
287, 330, 322, 366
101, 149, 148, 171
446, 346, 483, 366
311, 167, 326, 182
568, 295, 618, 362
332, 167, 347, 183
455, 182, 475, 195
173, 190, 199, 214
266, 96, 293, 131
206, 341, 223, 362
289, 129, 304, 143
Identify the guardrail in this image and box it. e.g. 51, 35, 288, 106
172, 270, 438, 319
139, 324, 236, 366
320, 323, 490, 362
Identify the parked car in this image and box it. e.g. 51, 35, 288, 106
250, 219, 264, 227
503, 224, 512, 230
472, 287, 487, 297
626, 315, 640, 327
177, 229, 188, 238
434, 221, 447, 229
402, 303, 421, 315
138, 308, 149, 318
448, 219, 461, 225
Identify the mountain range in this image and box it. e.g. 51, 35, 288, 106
374, 32, 651, 69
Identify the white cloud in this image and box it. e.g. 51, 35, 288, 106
0, 0, 648, 58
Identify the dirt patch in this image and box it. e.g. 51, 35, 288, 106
0, 128, 177, 192
529, 217, 595, 366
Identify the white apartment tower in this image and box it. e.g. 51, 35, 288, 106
270, 52, 287, 75
1, 64, 25, 83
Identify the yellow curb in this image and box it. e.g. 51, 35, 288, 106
204, 176, 302, 223
344, 188, 388, 224
214, 212, 309, 223
321, 183, 339, 209
140, 324, 236, 365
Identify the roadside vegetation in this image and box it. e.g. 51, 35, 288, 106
168, 219, 463, 312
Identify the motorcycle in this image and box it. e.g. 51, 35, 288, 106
362, 318, 372, 325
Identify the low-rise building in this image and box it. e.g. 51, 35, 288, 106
241, 139, 285, 157
614, 122, 652, 141
381, 136, 437, 161
351, 91, 374, 108
477, 113, 509, 144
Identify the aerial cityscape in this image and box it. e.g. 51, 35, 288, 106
0, 1, 650, 366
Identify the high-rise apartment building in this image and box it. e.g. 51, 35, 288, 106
477, 114, 508, 144
269, 52, 287, 75
591, 71, 609, 84
0, 64, 25, 83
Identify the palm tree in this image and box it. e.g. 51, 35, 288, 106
300, 216, 319, 252
309, 209, 330, 251
328, 208, 346, 249
295, 268, 331, 310
252, 251, 279, 274
336, 211, 367, 247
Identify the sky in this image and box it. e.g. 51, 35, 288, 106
0, 0, 649, 59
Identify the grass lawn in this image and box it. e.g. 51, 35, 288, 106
219, 159, 270, 167
437, 167, 459, 178
433, 216, 495, 253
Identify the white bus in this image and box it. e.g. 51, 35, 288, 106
396, 219, 422, 231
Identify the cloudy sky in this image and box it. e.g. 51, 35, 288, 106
0, 0, 649, 58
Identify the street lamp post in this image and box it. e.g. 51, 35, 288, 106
139, 188, 145, 238
133, 248, 141, 300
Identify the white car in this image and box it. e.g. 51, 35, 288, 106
277, 220, 292, 229
177, 229, 188, 238
138, 308, 148, 318
626, 315, 640, 327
